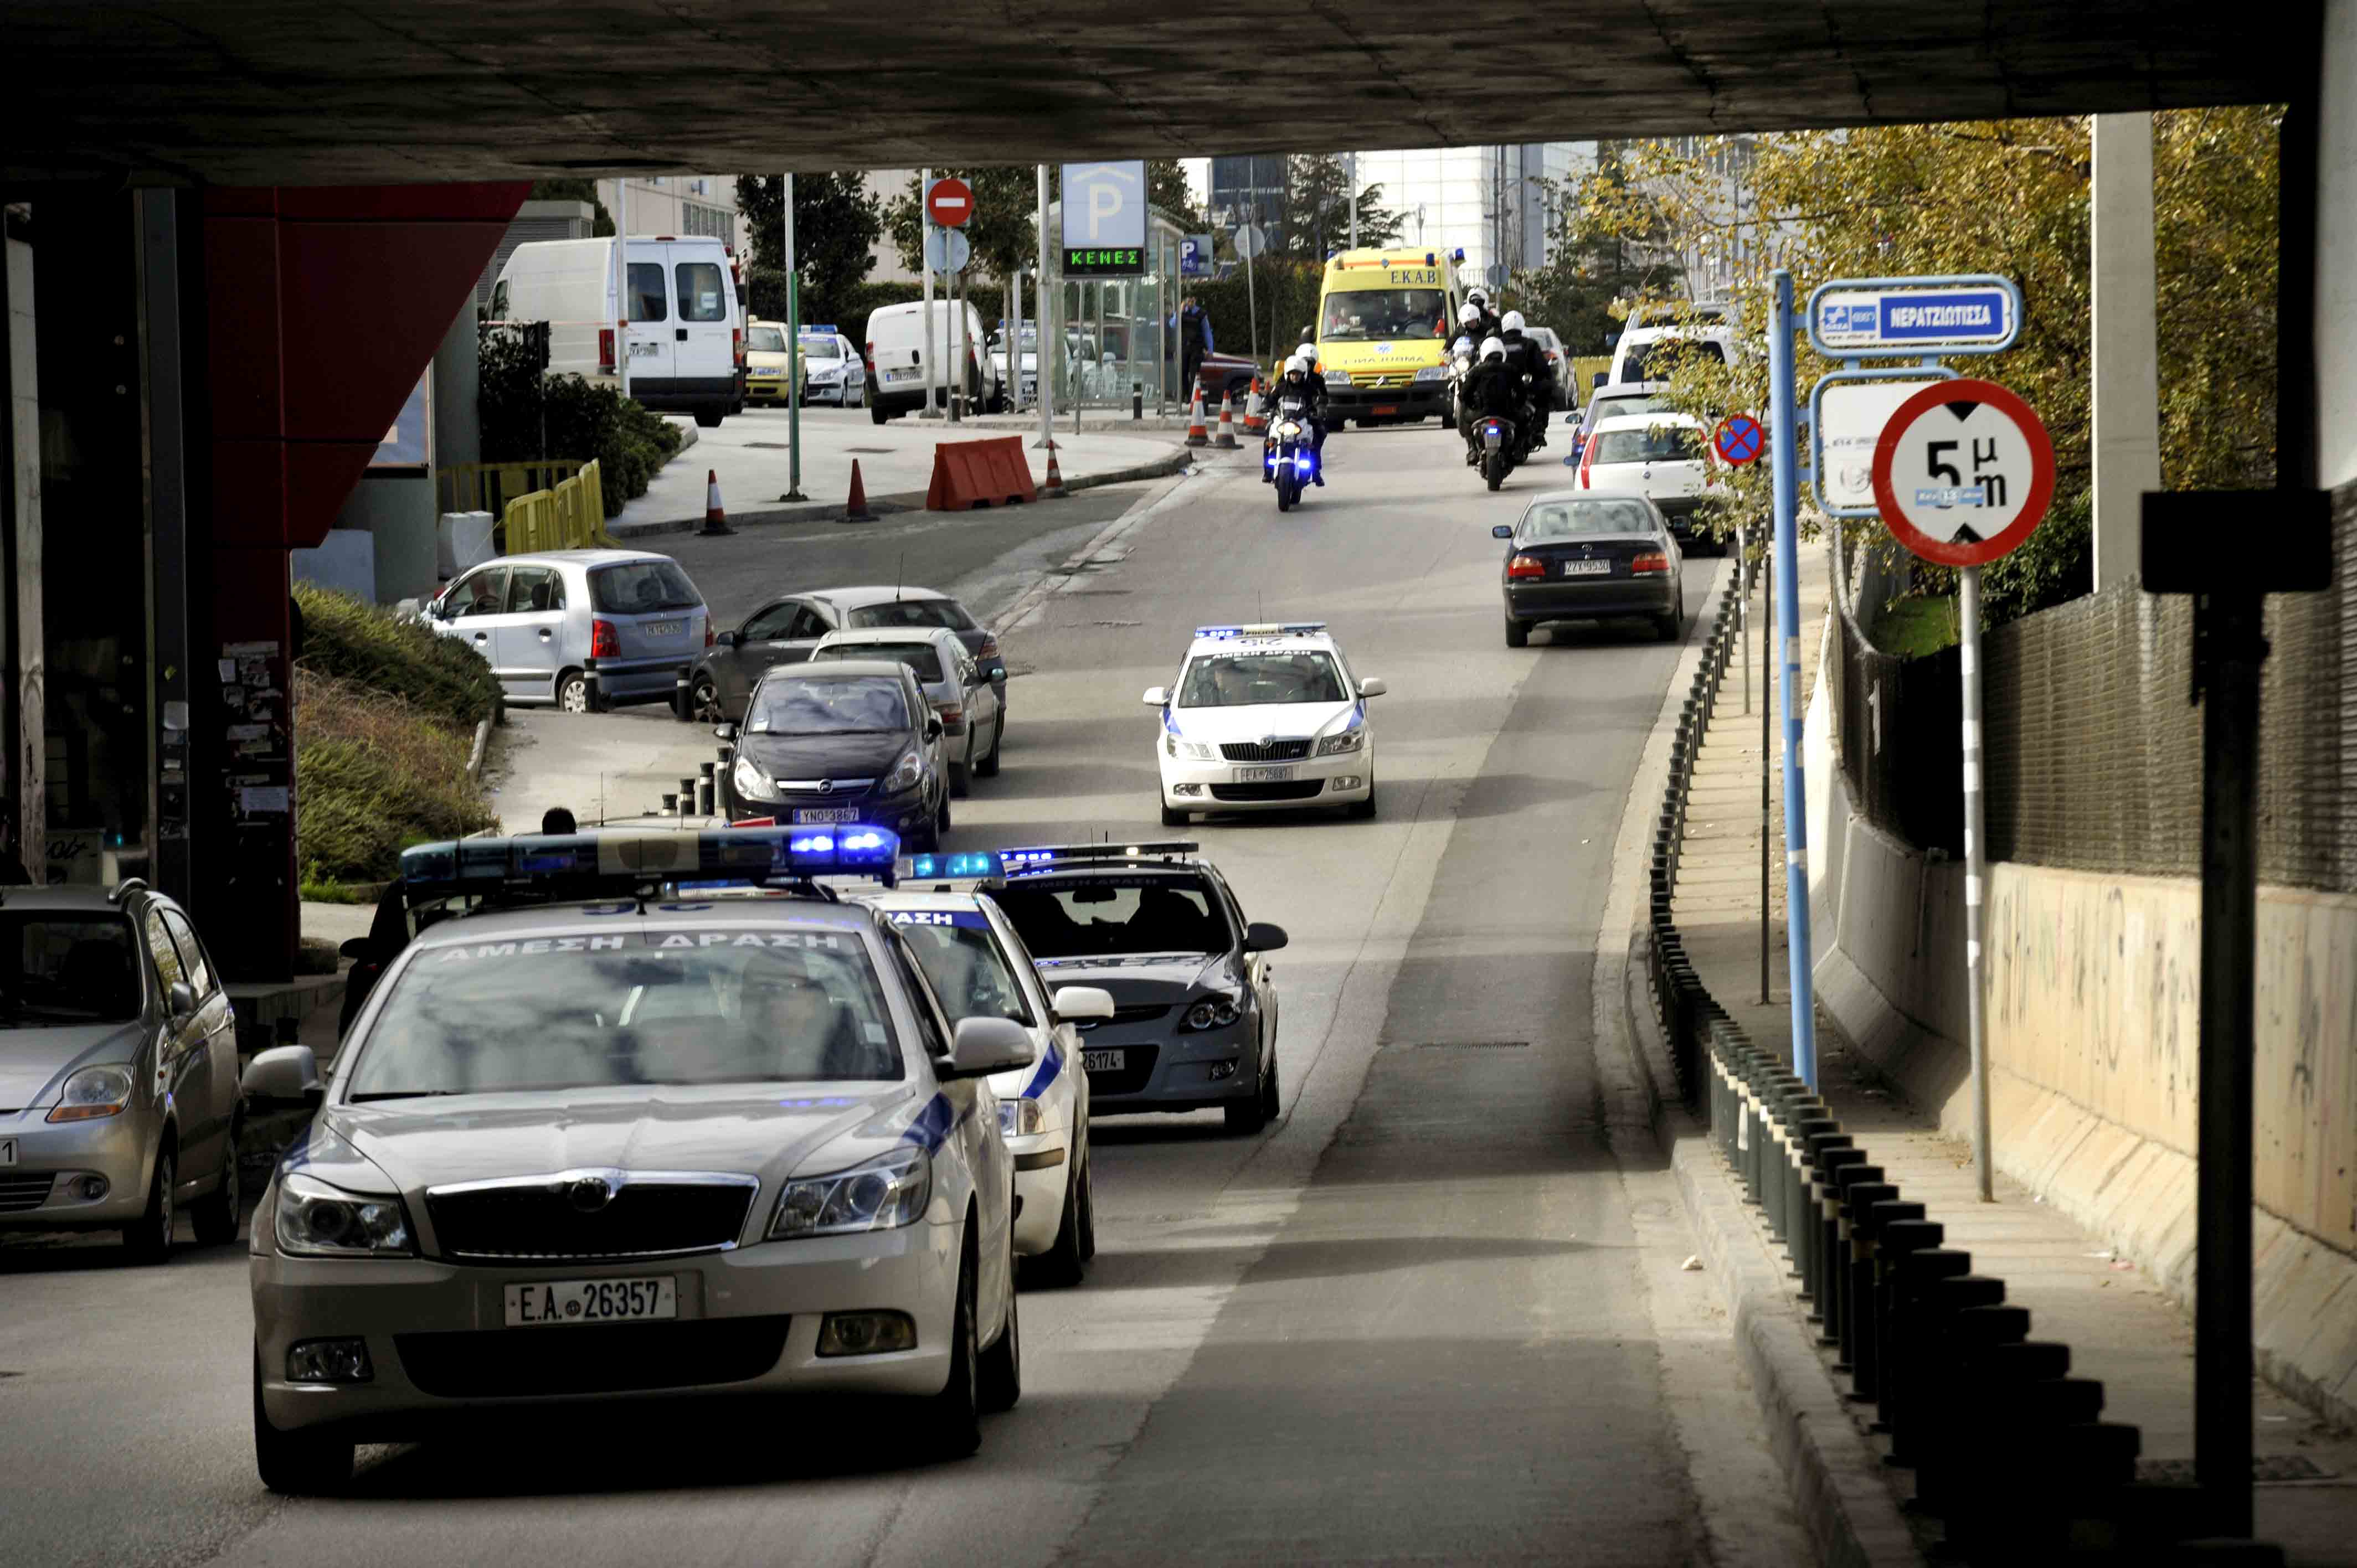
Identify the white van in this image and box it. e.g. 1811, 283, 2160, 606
864, 299, 1003, 425
492, 236, 742, 427
1608, 302, 1735, 386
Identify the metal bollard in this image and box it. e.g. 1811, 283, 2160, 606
585, 666, 604, 713
1813, 1148, 1869, 1340
696, 781, 714, 816
672, 664, 693, 720
1897, 1279, 2011, 1475
1839, 1178, 1900, 1393
1882, 1247, 1977, 1462
1788, 1117, 1838, 1277
1867, 1215, 1938, 1432
661, 793, 678, 813
1828, 1165, 1886, 1374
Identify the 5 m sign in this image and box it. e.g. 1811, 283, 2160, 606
1869, 378, 2055, 567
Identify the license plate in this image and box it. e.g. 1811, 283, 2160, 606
886, 368, 919, 383
1561, 559, 1612, 577
0, 1137, 14, 1167
646, 621, 682, 637
1236, 765, 1295, 783
1079, 1048, 1126, 1074
630, 341, 661, 358
503, 1276, 677, 1327
792, 806, 860, 823
1372, 405, 1399, 416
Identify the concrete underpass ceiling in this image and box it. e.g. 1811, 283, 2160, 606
4, 2, 2294, 188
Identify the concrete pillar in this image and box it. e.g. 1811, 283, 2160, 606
3, 207, 44, 875
2091, 112, 2163, 591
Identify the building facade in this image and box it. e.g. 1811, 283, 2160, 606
1344, 143, 1598, 281
596, 175, 738, 245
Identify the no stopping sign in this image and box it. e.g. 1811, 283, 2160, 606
1869, 378, 2055, 567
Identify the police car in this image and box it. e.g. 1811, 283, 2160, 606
1145, 623, 1387, 825
238, 826, 1027, 1493
852, 872, 1110, 1285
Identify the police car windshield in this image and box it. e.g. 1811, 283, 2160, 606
748, 674, 910, 734
346, 933, 900, 1098
894, 917, 1033, 1025
799, 336, 842, 359
1179, 650, 1346, 708
994, 878, 1229, 960
1321, 289, 1448, 341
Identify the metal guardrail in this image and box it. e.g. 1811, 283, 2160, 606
1635, 569, 2209, 1561
498, 460, 614, 555
439, 460, 589, 524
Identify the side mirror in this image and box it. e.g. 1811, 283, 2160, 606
337, 937, 377, 962
1141, 686, 1169, 707
1242, 921, 1289, 953
943, 1015, 1034, 1078
1491, 524, 1514, 539
989, 667, 1006, 686
240, 1045, 324, 1111
924, 716, 943, 741
167, 981, 198, 1018
713, 630, 741, 648
1050, 985, 1116, 1023
713, 721, 738, 741
1356, 677, 1387, 698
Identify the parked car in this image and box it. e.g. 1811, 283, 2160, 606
1575, 413, 1722, 551
1571, 380, 1676, 462
428, 550, 710, 711
811, 626, 1004, 795
0, 881, 243, 1261
866, 300, 1004, 423
491, 235, 742, 427
1609, 303, 1733, 385
683, 585, 1005, 725
796, 326, 865, 405
717, 659, 953, 850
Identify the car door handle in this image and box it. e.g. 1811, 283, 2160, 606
473, 632, 490, 642
538, 629, 554, 640
676, 328, 688, 342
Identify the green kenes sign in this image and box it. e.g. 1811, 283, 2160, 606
1064, 246, 1145, 276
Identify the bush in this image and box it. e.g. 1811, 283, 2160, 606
294, 582, 501, 730
477, 328, 685, 514
293, 669, 498, 884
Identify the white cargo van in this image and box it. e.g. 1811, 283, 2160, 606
492, 236, 742, 427
864, 299, 1003, 424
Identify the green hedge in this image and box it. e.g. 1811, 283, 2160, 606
294, 582, 500, 730
477, 328, 686, 514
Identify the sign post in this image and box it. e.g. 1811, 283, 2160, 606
919, 169, 939, 420
1036, 164, 1054, 450
1869, 374, 2056, 1203
1234, 221, 1267, 369
784, 173, 806, 502
1767, 271, 1818, 1091
1712, 412, 1769, 1003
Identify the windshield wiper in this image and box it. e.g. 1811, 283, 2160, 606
348, 1089, 464, 1103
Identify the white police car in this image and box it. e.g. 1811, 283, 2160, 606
1145, 623, 1387, 825
854, 866, 1111, 1285
239, 825, 1028, 1493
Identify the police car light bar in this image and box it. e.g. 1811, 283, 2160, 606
1193, 622, 1327, 639
903, 850, 1003, 882
399, 824, 899, 900
997, 841, 1198, 869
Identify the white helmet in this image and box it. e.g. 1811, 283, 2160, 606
1479, 336, 1505, 362
1468, 288, 1487, 307
1501, 309, 1526, 333
1285, 350, 1313, 376
1458, 301, 1481, 326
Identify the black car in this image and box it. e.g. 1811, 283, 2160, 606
985, 843, 1286, 1134
683, 585, 1006, 724
1495, 489, 1686, 648
716, 659, 953, 850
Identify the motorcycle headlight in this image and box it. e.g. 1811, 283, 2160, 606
1182, 996, 1243, 1031
48, 1064, 133, 1122
997, 1098, 1047, 1137
1316, 725, 1366, 756
770, 1146, 932, 1238
275, 1173, 415, 1258
732, 753, 779, 802
886, 747, 925, 792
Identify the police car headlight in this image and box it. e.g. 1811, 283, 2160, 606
1182, 997, 1243, 1031
770, 1147, 932, 1239
733, 754, 779, 801
275, 1173, 415, 1259
997, 1098, 1046, 1137
1165, 737, 1215, 760
1316, 724, 1366, 756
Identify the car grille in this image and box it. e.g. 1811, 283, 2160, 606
0, 1174, 55, 1213
1211, 781, 1327, 802
395, 1317, 791, 1399
1079, 1043, 1159, 1097
1219, 739, 1311, 762
425, 1175, 758, 1262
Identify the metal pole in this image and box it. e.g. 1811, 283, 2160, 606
1243, 215, 1259, 370
1767, 269, 1818, 1089
1759, 536, 1771, 1007
1036, 164, 1055, 448
1348, 152, 1358, 251
920, 169, 938, 420
784, 173, 806, 501
616, 180, 631, 401
949, 265, 965, 424
1959, 564, 1991, 1200
1011, 263, 1023, 413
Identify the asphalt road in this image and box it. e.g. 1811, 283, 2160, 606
1, 428, 1806, 1566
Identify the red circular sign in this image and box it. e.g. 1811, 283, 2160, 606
1711, 413, 1765, 466
925, 177, 974, 229
1869, 377, 2054, 568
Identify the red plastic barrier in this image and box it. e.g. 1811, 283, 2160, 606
925, 436, 1038, 511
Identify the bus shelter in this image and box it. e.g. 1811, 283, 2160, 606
1041, 201, 1187, 411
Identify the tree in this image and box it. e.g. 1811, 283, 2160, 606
1278, 154, 1404, 260
1147, 159, 1201, 230
883, 166, 1044, 285
734, 173, 882, 323
1515, 144, 1686, 354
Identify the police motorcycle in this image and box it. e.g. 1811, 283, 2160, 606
1265, 389, 1319, 511
1443, 334, 1476, 428
1462, 337, 1535, 491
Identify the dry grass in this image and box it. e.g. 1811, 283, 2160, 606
294, 668, 498, 884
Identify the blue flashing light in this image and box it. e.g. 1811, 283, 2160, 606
904, 850, 1002, 881
803, 324, 839, 334
1193, 622, 1327, 639
398, 824, 900, 901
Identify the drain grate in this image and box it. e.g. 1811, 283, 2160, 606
2135, 1456, 2335, 1485
1411, 1040, 1531, 1050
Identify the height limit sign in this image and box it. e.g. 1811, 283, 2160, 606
1869, 378, 2055, 566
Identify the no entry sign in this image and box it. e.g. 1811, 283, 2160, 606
925, 176, 974, 229
1870, 378, 2054, 567
1712, 413, 1765, 466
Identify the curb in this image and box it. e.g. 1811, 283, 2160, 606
466, 716, 492, 782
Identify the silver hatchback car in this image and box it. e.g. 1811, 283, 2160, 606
428, 549, 711, 711
0, 881, 243, 1260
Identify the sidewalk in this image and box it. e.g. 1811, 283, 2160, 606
609, 405, 1186, 535
1667, 543, 2357, 1560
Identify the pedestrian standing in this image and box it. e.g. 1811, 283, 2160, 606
1177, 295, 1212, 407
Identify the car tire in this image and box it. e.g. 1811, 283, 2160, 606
1027, 1147, 1087, 1288
1160, 802, 1188, 827
1348, 774, 1377, 820
189, 1127, 241, 1246
951, 737, 972, 799
1656, 602, 1683, 642
121, 1143, 175, 1264
687, 673, 721, 724
975, 715, 1003, 778
254, 1352, 352, 1495
1075, 1141, 1097, 1262
555, 669, 589, 713
868, 388, 888, 426
977, 1232, 1022, 1414
927, 1230, 983, 1458
1225, 1047, 1274, 1135
1505, 617, 1530, 649
694, 408, 724, 429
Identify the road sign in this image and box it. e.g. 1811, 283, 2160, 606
1233, 224, 1267, 260
1061, 161, 1146, 276
924, 176, 974, 229
1812, 370, 1956, 516
1712, 413, 1765, 466
1180, 234, 1214, 277
1484, 262, 1510, 290
924, 228, 971, 274
1870, 377, 2055, 566
1809, 275, 2020, 358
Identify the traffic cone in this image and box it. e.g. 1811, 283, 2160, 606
1040, 439, 1068, 499
1184, 389, 1208, 447
1213, 391, 1239, 449
844, 458, 876, 522
699, 469, 734, 536
1243, 377, 1268, 435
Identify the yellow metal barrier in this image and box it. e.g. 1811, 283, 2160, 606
498, 460, 616, 555
440, 460, 588, 522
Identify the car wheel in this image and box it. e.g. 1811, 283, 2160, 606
977, 1232, 1022, 1413
121, 1143, 175, 1264
1259, 1048, 1282, 1122
1160, 802, 1188, 827
189, 1127, 241, 1246
951, 737, 972, 799
555, 669, 589, 713
975, 715, 1003, 778
693, 407, 724, 429
254, 1350, 352, 1495
1505, 617, 1530, 649
688, 673, 722, 724
927, 1229, 983, 1457
1224, 1050, 1273, 1135
1348, 773, 1377, 820
1656, 602, 1683, 642
938, 790, 953, 836
1075, 1142, 1097, 1262
868, 386, 888, 426
1027, 1146, 1087, 1288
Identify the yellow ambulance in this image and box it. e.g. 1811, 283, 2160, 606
1309, 250, 1460, 427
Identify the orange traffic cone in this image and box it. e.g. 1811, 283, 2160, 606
1243, 377, 1268, 435
845, 458, 876, 522
1183, 388, 1209, 447
699, 468, 734, 535
1213, 390, 1239, 449
1040, 439, 1068, 499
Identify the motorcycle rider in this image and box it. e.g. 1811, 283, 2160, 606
1497, 310, 1552, 448
1460, 336, 1527, 466
1263, 350, 1330, 486
1463, 289, 1502, 344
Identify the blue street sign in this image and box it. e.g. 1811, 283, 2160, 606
1180, 234, 1214, 277
1807, 274, 2021, 358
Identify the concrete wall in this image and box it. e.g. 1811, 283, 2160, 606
4, 216, 44, 869
331, 476, 438, 606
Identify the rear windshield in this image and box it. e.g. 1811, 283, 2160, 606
0, 914, 141, 1027
816, 641, 944, 683
1520, 499, 1659, 539
589, 559, 702, 615
748, 674, 910, 735
1592, 425, 1701, 465
889, 912, 1032, 1025
846, 599, 976, 633
347, 932, 900, 1097
747, 325, 789, 353
994, 878, 1230, 960
1621, 339, 1726, 380
1588, 390, 1674, 427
